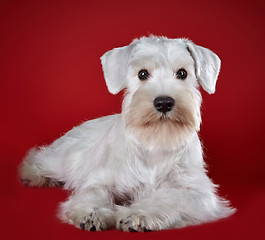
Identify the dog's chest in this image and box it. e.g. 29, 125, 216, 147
144, 149, 173, 167
112, 149, 181, 204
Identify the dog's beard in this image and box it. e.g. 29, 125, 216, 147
123, 88, 201, 150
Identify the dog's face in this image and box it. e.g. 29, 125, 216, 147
101, 36, 221, 149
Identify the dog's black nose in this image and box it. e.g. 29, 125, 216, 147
154, 96, 175, 113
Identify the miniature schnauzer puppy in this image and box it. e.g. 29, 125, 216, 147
19, 36, 235, 232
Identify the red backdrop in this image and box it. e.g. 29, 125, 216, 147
0, 0, 264, 239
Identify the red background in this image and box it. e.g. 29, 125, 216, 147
0, 0, 264, 239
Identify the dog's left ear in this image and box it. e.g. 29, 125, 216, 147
185, 41, 221, 94
100, 45, 133, 95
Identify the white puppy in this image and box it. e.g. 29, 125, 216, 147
19, 36, 235, 232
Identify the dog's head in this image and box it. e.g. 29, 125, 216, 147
101, 36, 221, 150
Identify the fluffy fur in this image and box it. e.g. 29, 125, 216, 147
19, 36, 235, 232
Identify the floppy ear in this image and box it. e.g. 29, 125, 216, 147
100, 45, 133, 95
185, 41, 221, 94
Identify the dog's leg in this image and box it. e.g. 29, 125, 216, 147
116, 186, 234, 232
58, 188, 116, 231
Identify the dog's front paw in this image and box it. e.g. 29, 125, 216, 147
78, 209, 114, 231
117, 215, 152, 232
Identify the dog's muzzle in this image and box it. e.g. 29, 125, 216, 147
154, 96, 175, 114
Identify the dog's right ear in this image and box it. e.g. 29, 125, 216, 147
100, 45, 133, 95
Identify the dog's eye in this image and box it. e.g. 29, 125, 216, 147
138, 69, 149, 80
176, 69, 187, 80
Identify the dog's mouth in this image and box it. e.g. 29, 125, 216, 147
159, 114, 169, 121
142, 110, 188, 128
143, 114, 170, 126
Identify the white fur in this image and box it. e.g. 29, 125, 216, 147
19, 36, 235, 232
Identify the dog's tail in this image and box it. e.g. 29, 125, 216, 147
18, 147, 64, 187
